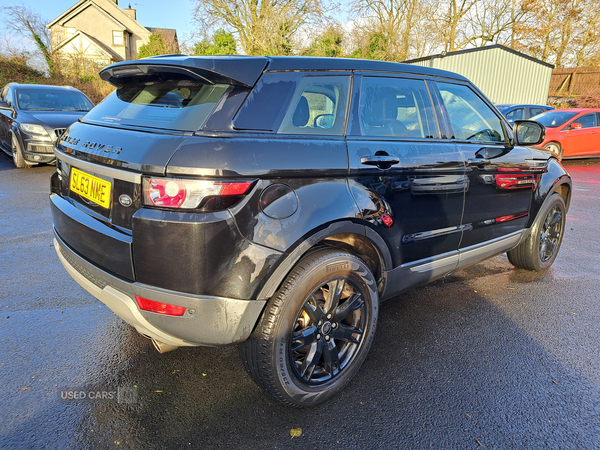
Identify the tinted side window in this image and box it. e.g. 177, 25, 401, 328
437, 83, 506, 142
505, 108, 524, 121
576, 114, 596, 128
358, 77, 437, 138
234, 72, 302, 131
278, 76, 350, 136
529, 107, 546, 117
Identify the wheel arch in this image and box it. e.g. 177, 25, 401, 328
527, 158, 572, 230
9, 127, 25, 149
256, 220, 392, 301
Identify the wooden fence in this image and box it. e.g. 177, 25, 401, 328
549, 67, 600, 97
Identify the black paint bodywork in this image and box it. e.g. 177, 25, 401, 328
50, 56, 572, 346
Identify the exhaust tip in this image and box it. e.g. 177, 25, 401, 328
151, 338, 179, 354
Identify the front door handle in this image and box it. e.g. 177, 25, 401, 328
467, 158, 491, 166
360, 155, 400, 167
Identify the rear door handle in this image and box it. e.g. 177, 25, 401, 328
360, 155, 400, 166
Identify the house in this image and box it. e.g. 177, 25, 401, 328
47, 0, 178, 67
405, 45, 554, 105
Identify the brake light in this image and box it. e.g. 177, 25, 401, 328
143, 177, 253, 209
135, 296, 187, 316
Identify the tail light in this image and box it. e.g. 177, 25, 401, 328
142, 177, 253, 210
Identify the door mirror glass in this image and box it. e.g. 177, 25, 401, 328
513, 120, 545, 145
0, 100, 11, 109
570, 122, 582, 129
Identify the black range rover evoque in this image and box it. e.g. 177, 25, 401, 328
50, 55, 571, 406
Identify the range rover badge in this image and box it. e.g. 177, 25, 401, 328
119, 194, 133, 207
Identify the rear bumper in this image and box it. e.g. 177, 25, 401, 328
54, 231, 266, 347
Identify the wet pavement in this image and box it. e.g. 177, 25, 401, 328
1, 155, 599, 449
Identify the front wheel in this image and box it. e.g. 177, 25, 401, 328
239, 249, 378, 407
11, 134, 26, 169
507, 193, 566, 271
543, 141, 563, 160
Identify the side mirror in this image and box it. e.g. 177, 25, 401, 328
0, 100, 12, 110
513, 120, 545, 146
570, 122, 582, 129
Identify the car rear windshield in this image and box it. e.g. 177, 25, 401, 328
531, 111, 577, 128
16, 89, 93, 111
83, 73, 230, 132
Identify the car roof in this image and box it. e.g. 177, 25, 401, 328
12, 84, 82, 92
548, 108, 600, 113
264, 56, 468, 81
101, 55, 469, 88
496, 104, 551, 108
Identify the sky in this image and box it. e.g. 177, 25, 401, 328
0, 0, 198, 40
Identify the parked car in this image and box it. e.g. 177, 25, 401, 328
50, 56, 572, 407
0, 83, 94, 168
495, 104, 554, 125
530, 108, 600, 159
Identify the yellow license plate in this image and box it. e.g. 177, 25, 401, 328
70, 167, 112, 209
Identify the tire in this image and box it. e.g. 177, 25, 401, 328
507, 193, 566, 271
239, 248, 378, 407
11, 134, 27, 169
543, 141, 563, 160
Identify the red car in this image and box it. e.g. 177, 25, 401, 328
531, 108, 600, 159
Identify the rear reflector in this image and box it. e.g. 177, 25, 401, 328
135, 296, 187, 316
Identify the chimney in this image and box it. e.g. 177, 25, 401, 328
125, 4, 136, 19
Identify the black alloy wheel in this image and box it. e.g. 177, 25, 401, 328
290, 277, 367, 385
538, 203, 563, 263
239, 248, 378, 407
507, 193, 566, 271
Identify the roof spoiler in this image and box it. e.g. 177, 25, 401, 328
99, 56, 269, 88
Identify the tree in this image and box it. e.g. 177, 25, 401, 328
429, 0, 480, 52
350, 32, 392, 60
351, 0, 419, 61
194, 0, 324, 55
463, 0, 533, 48
573, 3, 600, 66
137, 32, 179, 59
1, 4, 56, 76
193, 30, 237, 55
302, 25, 344, 57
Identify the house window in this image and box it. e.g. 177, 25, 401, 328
112, 30, 124, 45
65, 27, 76, 39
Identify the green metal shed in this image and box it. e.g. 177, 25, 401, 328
404, 45, 554, 105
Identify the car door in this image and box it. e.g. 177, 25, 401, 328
560, 113, 598, 156
432, 81, 535, 253
0, 85, 12, 151
347, 74, 466, 280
